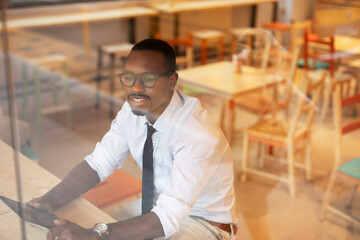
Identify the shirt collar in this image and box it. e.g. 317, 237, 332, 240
151, 89, 183, 134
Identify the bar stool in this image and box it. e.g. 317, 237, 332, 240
263, 22, 291, 48
23, 54, 73, 135
95, 42, 133, 118
191, 30, 224, 65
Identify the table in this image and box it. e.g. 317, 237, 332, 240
150, 0, 278, 38
310, 35, 360, 57
150, 0, 278, 13
0, 141, 115, 239
334, 35, 360, 56
1, 6, 158, 57
178, 61, 283, 144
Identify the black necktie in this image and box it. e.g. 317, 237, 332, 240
142, 123, 156, 215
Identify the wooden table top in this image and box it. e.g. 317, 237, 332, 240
334, 35, 360, 55
178, 61, 283, 99
0, 141, 115, 239
150, 0, 278, 13
1, 6, 158, 30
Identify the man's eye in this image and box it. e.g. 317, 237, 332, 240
143, 75, 156, 82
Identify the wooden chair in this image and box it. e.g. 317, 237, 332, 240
290, 19, 312, 52
263, 21, 291, 48
155, 33, 199, 97
191, 29, 224, 65
230, 28, 273, 70
24, 54, 74, 135
95, 42, 134, 118
154, 33, 193, 69
303, 31, 355, 121
262, 19, 312, 51
241, 70, 326, 197
319, 84, 360, 227
234, 46, 300, 118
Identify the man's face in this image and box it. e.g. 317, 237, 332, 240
123, 50, 177, 122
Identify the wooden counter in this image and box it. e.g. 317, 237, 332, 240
0, 141, 115, 239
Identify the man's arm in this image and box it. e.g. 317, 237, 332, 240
107, 212, 164, 240
29, 161, 100, 211
31, 161, 165, 239
47, 211, 164, 240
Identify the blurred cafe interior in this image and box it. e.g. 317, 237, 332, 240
0, 0, 360, 239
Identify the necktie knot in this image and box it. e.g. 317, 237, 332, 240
147, 124, 156, 137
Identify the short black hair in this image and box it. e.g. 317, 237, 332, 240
130, 38, 176, 73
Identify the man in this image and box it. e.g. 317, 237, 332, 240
30, 38, 238, 240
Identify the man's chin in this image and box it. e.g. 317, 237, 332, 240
132, 109, 146, 116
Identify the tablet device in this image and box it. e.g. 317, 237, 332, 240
0, 195, 58, 228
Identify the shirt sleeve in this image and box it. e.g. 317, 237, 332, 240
85, 106, 130, 181
152, 126, 225, 237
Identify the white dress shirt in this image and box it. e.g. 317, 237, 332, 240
85, 89, 238, 238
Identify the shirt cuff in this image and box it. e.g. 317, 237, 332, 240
152, 194, 192, 238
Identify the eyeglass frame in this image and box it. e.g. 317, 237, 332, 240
118, 71, 174, 88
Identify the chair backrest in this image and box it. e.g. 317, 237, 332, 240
287, 70, 326, 138
155, 33, 193, 69
232, 28, 277, 70
303, 31, 335, 76
333, 84, 360, 167
280, 46, 301, 106
290, 19, 312, 51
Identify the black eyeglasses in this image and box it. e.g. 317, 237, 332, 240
118, 71, 172, 88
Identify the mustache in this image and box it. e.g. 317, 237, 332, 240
128, 93, 150, 100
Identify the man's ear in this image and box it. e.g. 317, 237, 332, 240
169, 72, 178, 90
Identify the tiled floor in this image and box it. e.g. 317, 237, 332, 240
1, 29, 360, 239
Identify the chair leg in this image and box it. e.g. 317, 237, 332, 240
287, 143, 296, 197
109, 53, 116, 118
320, 83, 332, 121
258, 143, 266, 168
218, 36, 224, 61
34, 66, 42, 136
345, 185, 358, 211
241, 132, 249, 182
319, 170, 339, 220
22, 62, 29, 121
201, 39, 207, 65
62, 62, 74, 130
50, 71, 58, 107
95, 47, 103, 109
305, 134, 312, 181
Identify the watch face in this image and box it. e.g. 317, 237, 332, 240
95, 223, 108, 233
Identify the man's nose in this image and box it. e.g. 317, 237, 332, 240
132, 77, 145, 91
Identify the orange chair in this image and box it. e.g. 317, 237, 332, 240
83, 169, 141, 213
241, 70, 326, 197
303, 31, 355, 121
263, 21, 291, 48
191, 29, 224, 65
155, 33, 193, 69
319, 84, 360, 226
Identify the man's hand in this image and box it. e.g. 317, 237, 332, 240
47, 219, 98, 240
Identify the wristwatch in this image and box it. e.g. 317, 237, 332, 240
93, 223, 109, 240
